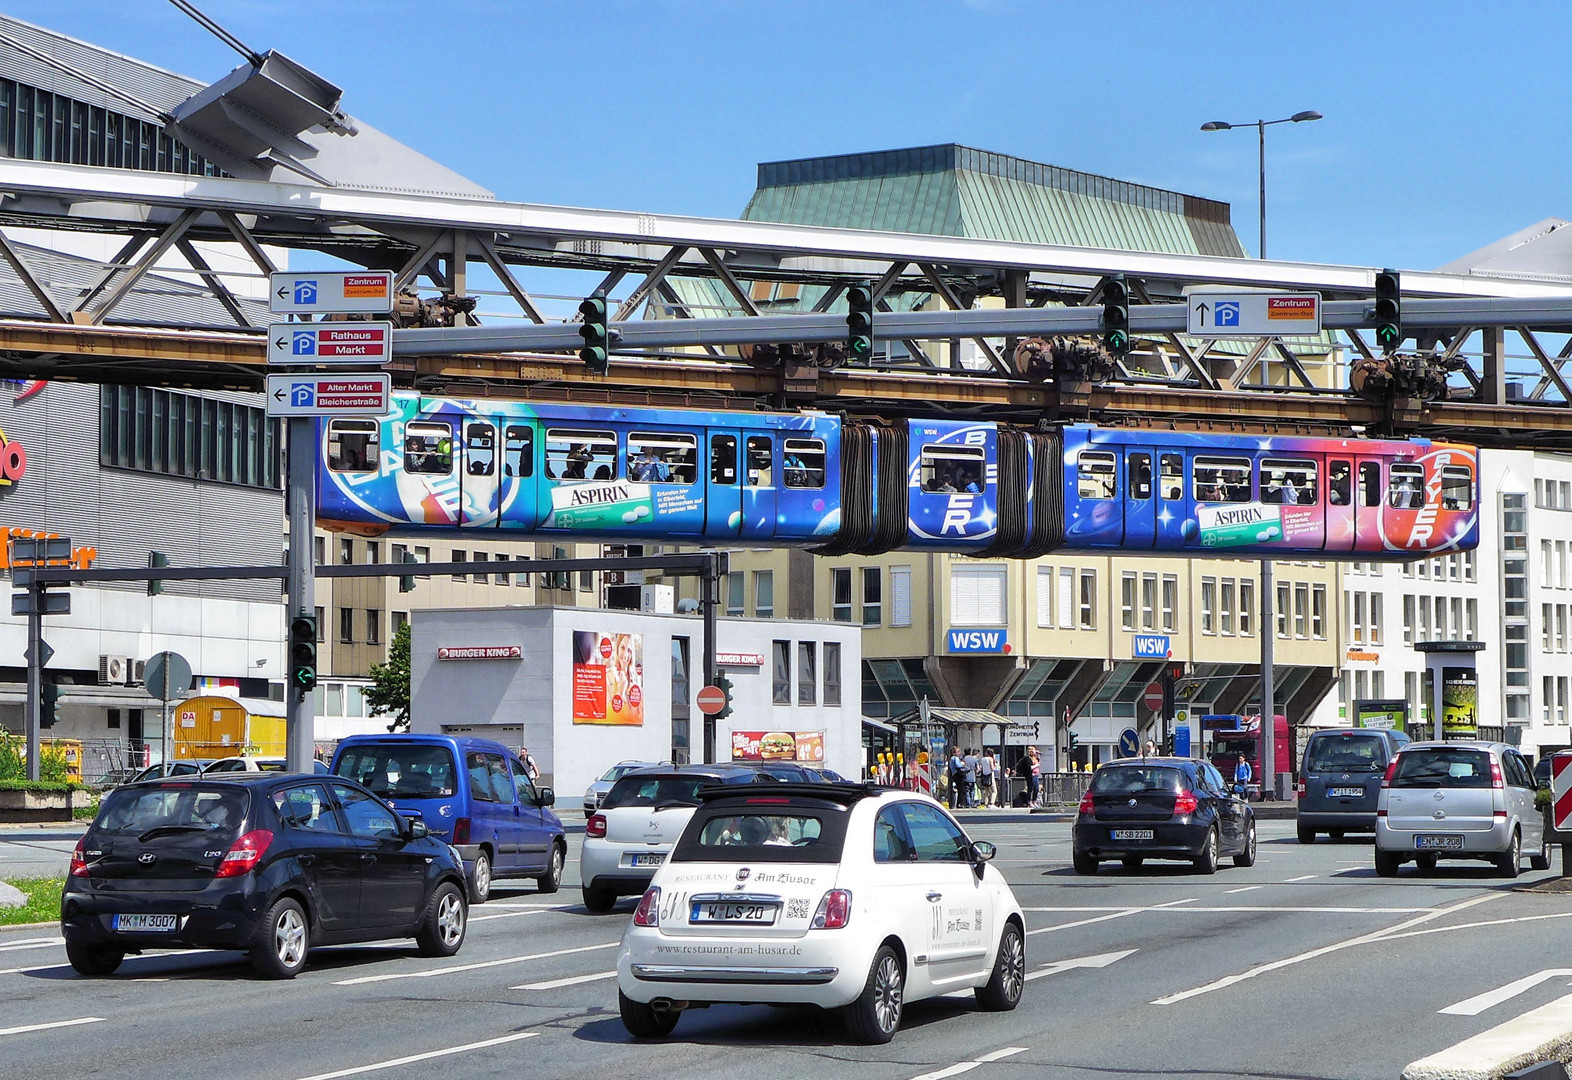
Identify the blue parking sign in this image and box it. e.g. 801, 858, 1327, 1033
1215, 301, 1240, 327
291, 330, 317, 355
293, 280, 318, 305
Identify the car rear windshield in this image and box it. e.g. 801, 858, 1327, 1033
1090, 766, 1185, 794
671, 802, 849, 863
1306, 734, 1389, 773
602, 773, 746, 810
1390, 748, 1493, 788
95, 784, 249, 837
334, 743, 458, 799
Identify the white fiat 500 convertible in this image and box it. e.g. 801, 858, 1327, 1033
616, 782, 1025, 1043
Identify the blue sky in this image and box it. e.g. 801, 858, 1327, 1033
14, 1, 1572, 273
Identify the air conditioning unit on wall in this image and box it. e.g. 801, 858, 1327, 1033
132, 658, 146, 685
98, 655, 124, 685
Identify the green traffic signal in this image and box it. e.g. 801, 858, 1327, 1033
579, 296, 610, 375
845, 283, 874, 362
1102, 275, 1130, 356
289, 614, 318, 693
147, 550, 168, 596
398, 550, 417, 593
1374, 269, 1402, 351
40, 677, 61, 729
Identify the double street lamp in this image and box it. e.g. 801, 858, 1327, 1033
1200, 110, 1322, 260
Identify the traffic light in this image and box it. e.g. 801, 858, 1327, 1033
1068, 727, 1080, 751
1102, 275, 1130, 356
1374, 269, 1402, 352
289, 614, 318, 694
147, 550, 168, 596
398, 550, 417, 593
1164, 732, 1176, 755
40, 676, 60, 729
845, 283, 874, 363
713, 672, 734, 720
578, 295, 610, 375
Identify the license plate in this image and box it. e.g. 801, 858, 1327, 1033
1415, 834, 1464, 851
629, 853, 666, 868
1328, 787, 1364, 798
690, 901, 777, 925
112, 913, 177, 932
1111, 828, 1154, 841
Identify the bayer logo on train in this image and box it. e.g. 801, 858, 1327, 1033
315, 395, 1479, 560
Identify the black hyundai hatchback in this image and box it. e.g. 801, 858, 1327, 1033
62, 773, 468, 979
1071, 757, 1256, 874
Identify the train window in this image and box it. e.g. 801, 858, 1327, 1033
1359, 462, 1382, 507
465, 423, 496, 477
711, 435, 738, 485
628, 432, 697, 485
545, 428, 616, 482
1159, 454, 1183, 500
1441, 465, 1473, 511
1389, 463, 1425, 510
403, 422, 453, 475
1329, 459, 1351, 506
1077, 452, 1117, 499
783, 438, 826, 489
1193, 456, 1250, 503
504, 425, 533, 478
1128, 453, 1152, 499
1261, 458, 1317, 505
921, 445, 985, 493
746, 437, 773, 487
328, 420, 379, 473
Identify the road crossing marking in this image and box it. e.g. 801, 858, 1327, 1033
907, 1045, 1028, 1080
1440, 969, 1572, 1016
333, 941, 619, 985
0, 1016, 105, 1037
511, 970, 617, 991
294, 1031, 538, 1080
1225, 886, 1262, 894
1027, 897, 1193, 936
1282, 874, 1318, 882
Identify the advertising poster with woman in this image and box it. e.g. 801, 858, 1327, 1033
572, 630, 644, 725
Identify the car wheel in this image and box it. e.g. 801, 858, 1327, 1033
1374, 848, 1400, 877
1234, 818, 1258, 868
1120, 856, 1144, 869
975, 921, 1025, 1012
1530, 832, 1552, 872
1415, 854, 1437, 873
1496, 829, 1522, 878
467, 851, 492, 905
252, 896, 309, 979
1329, 830, 1345, 840
415, 882, 467, 957
619, 990, 678, 1038
1297, 824, 1316, 845
65, 941, 123, 977
1072, 850, 1099, 875
1193, 827, 1219, 875
536, 842, 565, 894
582, 885, 617, 913
844, 944, 904, 1044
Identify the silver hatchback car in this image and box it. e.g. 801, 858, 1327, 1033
1375, 741, 1551, 877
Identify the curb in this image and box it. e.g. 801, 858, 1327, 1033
1403, 992, 1572, 1080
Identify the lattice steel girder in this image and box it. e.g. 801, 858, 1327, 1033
3, 159, 1571, 300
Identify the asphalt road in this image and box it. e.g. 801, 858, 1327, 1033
2, 816, 1569, 1080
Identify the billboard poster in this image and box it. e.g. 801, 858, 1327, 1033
731, 730, 825, 763
1355, 699, 1407, 731
1441, 668, 1478, 739
572, 630, 644, 725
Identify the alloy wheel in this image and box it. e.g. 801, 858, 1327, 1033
274, 907, 306, 969
436, 890, 466, 948
872, 952, 903, 1034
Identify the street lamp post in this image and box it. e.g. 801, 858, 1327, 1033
1200, 109, 1321, 802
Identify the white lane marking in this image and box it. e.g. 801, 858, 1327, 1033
1026, 949, 1136, 983
907, 1046, 1027, 1080
0, 938, 61, 952
1152, 892, 1500, 1006
1027, 898, 1194, 937
294, 1031, 538, 1080
1440, 969, 1572, 1016
1021, 905, 1433, 914
511, 970, 616, 991
0, 1017, 105, 1037
1332, 868, 1365, 876
0, 948, 210, 978
1406, 992, 1572, 1078
469, 910, 548, 924
1225, 886, 1262, 894
1379, 908, 1572, 942
334, 941, 619, 986
1282, 874, 1318, 882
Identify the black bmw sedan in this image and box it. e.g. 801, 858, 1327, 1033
1071, 757, 1256, 874
62, 773, 468, 979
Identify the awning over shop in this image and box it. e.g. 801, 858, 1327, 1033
886, 706, 1011, 729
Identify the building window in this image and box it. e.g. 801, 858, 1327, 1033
365, 542, 380, 565
862, 567, 882, 626
1352, 591, 1366, 644
1141, 573, 1157, 632
1369, 592, 1382, 645
891, 566, 913, 628
823, 642, 841, 707
313, 536, 325, 566
1294, 583, 1309, 638
1219, 578, 1235, 635
451, 549, 467, 582
1276, 583, 1290, 638
798, 643, 816, 705
831, 567, 852, 622
579, 568, 593, 592
772, 640, 791, 704
1079, 569, 1096, 629
107, 708, 121, 730
366, 609, 381, 646
1239, 578, 1254, 637
493, 554, 511, 585
1200, 577, 1216, 635
99, 385, 279, 489
1315, 585, 1329, 640
754, 570, 774, 619
392, 611, 408, 635
338, 607, 354, 644
725, 571, 744, 616
953, 564, 1007, 626
1404, 594, 1415, 644
338, 538, 354, 565
1161, 574, 1177, 632
415, 546, 431, 578
1121, 572, 1137, 631
1059, 567, 1075, 628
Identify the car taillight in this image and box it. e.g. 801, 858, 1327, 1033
812, 889, 852, 929
632, 887, 660, 927
1173, 791, 1199, 815
1491, 762, 1505, 790
1077, 791, 1095, 815
586, 813, 607, 839
214, 830, 273, 878
70, 838, 88, 877
1296, 780, 1306, 797
1382, 759, 1399, 788
452, 817, 471, 845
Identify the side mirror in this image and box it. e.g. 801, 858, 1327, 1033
407, 817, 428, 840
536, 787, 555, 808
971, 840, 997, 863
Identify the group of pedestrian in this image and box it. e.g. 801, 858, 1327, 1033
947, 747, 1009, 808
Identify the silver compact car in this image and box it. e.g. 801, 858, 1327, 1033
583, 761, 669, 818
1375, 741, 1550, 877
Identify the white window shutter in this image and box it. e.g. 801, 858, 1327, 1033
891, 566, 912, 627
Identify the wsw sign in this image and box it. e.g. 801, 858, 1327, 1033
947, 629, 1009, 653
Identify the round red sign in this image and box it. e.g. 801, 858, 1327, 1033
696, 685, 727, 716
599, 636, 613, 659
1143, 682, 1165, 712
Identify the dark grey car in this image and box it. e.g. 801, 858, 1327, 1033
1296, 728, 1409, 843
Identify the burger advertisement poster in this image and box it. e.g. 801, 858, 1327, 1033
571, 630, 644, 726
731, 730, 825, 763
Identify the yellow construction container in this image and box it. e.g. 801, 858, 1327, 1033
169, 696, 286, 761
39, 738, 83, 783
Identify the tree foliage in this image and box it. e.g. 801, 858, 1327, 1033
366, 622, 411, 732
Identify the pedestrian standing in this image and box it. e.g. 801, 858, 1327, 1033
961, 748, 979, 808
978, 750, 996, 807
1028, 746, 1043, 807
949, 746, 966, 808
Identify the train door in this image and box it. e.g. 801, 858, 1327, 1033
1258, 454, 1324, 551
459, 419, 500, 527
500, 421, 541, 531
1324, 455, 1353, 554
1122, 448, 1156, 548
1352, 456, 1387, 555
1379, 457, 1430, 556
1153, 451, 1187, 551
740, 434, 777, 540
1064, 443, 1122, 548
399, 417, 460, 526
706, 431, 743, 537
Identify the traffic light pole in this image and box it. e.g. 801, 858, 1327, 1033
285, 415, 316, 773
701, 558, 721, 765
25, 588, 40, 781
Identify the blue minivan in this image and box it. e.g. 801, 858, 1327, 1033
331, 733, 565, 903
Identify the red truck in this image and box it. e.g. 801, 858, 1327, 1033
1204, 714, 1291, 800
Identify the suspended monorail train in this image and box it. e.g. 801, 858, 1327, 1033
315, 395, 1479, 560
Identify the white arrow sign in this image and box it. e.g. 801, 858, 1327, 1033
1185, 288, 1322, 337
1440, 969, 1572, 1016
1025, 948, 1137, 982
269, 271, 394, 314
